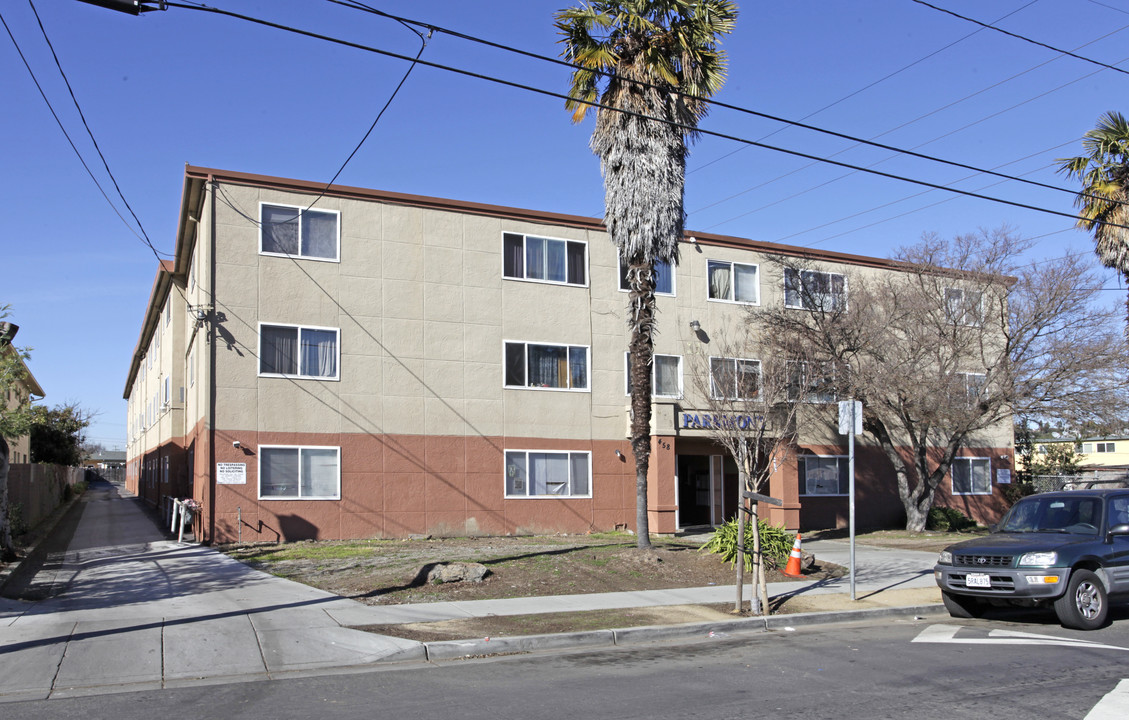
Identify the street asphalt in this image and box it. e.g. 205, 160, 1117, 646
0, 479, 945, 702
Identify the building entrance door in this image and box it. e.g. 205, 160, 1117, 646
677, 455, 713, 527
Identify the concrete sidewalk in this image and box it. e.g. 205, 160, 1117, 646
0, 480, 944, 701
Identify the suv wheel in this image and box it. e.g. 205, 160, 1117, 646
942, 590, 984, 619
1053, 569, 1108, 630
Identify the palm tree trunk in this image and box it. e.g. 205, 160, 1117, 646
628, 263, 656, 549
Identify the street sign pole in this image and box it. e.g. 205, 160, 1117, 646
849, 405, 856, 601
839, 400, 862, 601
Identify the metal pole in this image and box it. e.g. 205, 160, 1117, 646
849, 402, 857, 602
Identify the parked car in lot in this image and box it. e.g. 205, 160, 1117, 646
934, 489, 1129, 629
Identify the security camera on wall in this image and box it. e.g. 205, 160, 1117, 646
233, 440, 241, 448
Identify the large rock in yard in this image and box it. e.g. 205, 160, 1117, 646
427, 562, 489, 584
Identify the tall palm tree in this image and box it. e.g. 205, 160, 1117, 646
1058, 111, 1129, 318
557, 0, 737, 548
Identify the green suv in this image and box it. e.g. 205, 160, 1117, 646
934, 489, 1129, 630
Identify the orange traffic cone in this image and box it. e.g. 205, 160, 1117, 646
781, 533, 804, 578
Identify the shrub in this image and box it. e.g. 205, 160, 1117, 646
927, 506, 977, 532
700, 518, 795, 572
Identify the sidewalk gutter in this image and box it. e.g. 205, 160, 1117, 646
417, 603, 946, 662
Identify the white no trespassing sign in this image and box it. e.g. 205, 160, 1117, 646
217, 462, 247, 485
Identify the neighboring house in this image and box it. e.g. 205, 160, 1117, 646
3, 344, 43, 464
83, 450, 127, 469
123, 166, 1013, 544
1032, 437, 1129, 471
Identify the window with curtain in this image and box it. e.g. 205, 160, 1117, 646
707, 260, 758, 303
502, 232, 587, 286
784, 267, 847, 311
260, 446, 340, 499
952, 457, 991, 495
505, 450, 591, 497
504, 341, 588, 390
626, 353, 682, 397
260, 324, 339, 380
709, 357, 760, 400
619, 258, 675, 295
260, 203, 339, 261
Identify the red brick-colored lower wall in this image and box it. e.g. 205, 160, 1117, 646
206, 431, 641, 543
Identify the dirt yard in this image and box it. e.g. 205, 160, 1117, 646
221, 532, 843, 606
220, 528, 966, 641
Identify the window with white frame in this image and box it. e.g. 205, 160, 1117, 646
163, 376, 170, 405
710, 357, 760, 400
708, 260, 759, 303
1096, 442, 1116, 453
945, 287, 983, 326
799, 456, 848, 495
502, 232, 587, 286
787, 360, 839, 403
260, 203, 340, 261
505, 450, 591, 497
952, 457, 991, 495
784, 267, 847, 311
619, 258, 674, 295
504, 341, 589, 390
626, 353, 682, 398
260, 446, 341, 499
259, 324, 339, 380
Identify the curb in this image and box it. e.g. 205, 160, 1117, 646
416, 603, 947, 662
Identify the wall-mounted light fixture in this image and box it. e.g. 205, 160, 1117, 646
615, 450, 624, 459
689, 320, 701, 332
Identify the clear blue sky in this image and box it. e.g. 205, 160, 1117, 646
1, 0, 1125, 450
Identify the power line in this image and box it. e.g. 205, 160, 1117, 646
159, 1, 1127, 232
911, 0, 1129, 76
692, 20, 1129, 219
325, 0, 1098, 208
26, 0, 170, 260
689, 1, 1040, 175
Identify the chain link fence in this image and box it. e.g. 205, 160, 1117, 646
1032, 471, 1129, 493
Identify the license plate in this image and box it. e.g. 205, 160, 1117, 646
965, 573, 991, 588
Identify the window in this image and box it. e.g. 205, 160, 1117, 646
952, 457, 991, 495
710, 357, 760, 400
619, 258, 674, 295
788, 360, 838, 403
259, 324, 339, 380
1096, 442, 1116, 453
626, 353, 682, 398
163, 376, 170, 405
164, 297, 172, 327
708, 260, 759, 303
961, 372, 986, 405
784, 268, 847, 311
504, 341, 589, 390
503, 232, 586, 286
945, 288, 983, 326
800, 456, 848, 495
260, 446, 340, 499
260, 203, 340, 261
505, 450, 591, 497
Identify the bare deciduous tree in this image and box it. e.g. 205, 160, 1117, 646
686, 328, 805, 614
755, 228, 1129, 531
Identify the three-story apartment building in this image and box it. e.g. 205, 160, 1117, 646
124, 166, 1011, 544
